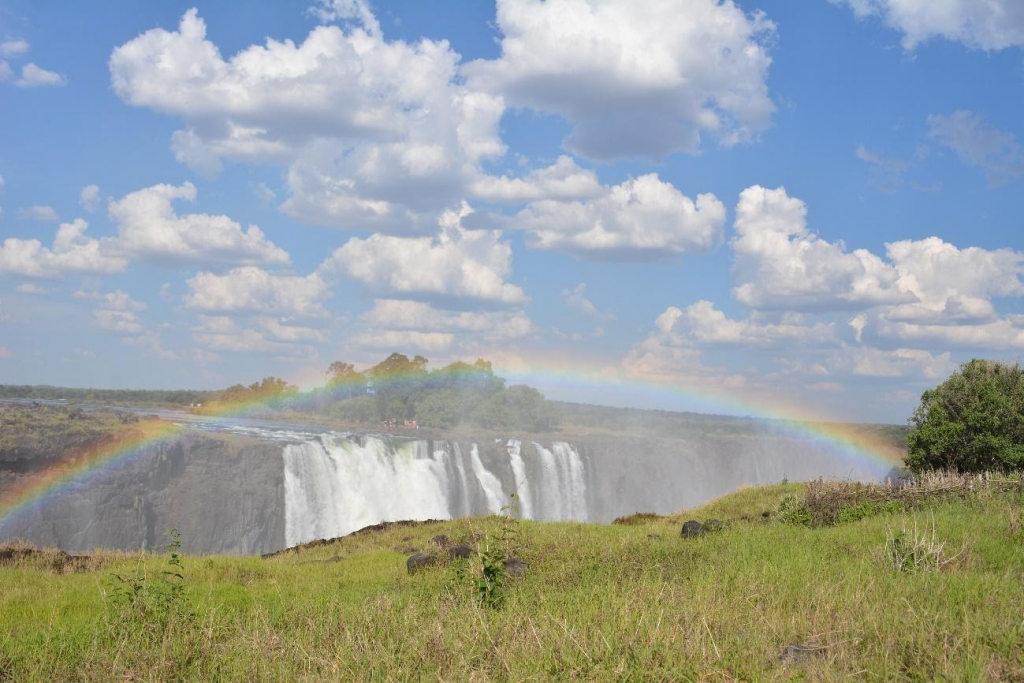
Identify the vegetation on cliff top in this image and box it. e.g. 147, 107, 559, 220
2, 478, 1022, 681
0, 404, 150, 465
199, 353, 559, 433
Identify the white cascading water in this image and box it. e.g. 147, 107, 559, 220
531, 442, 588, 521
506, 439, 533, 518
469, 444, 505, 514
283, 434, 589, 547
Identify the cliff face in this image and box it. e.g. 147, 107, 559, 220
2, 425, 895, 555
0, 432, 285, 555
572, 432, 886, 521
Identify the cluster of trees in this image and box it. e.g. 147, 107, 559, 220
907, 359, 1024, 474
216, 377, 298, 405
321, 353, 557, 432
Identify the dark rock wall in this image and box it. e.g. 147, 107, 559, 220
0, 432, 285, 555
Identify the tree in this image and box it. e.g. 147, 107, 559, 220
906, 359, 1024, 473
324, 361, 361, 399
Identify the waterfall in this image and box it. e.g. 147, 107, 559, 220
283, 435, 453, 546
553, 442, 587, 520
283, 434, 591, 547
506, 439, 533, 518
469, 444, 505, 514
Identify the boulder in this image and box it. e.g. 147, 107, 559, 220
681, 520, 706, 538
407, 553, 437, 574
448, 544, 473, 560
503, 557, 528, 578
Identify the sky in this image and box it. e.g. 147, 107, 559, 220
1, 0, 1023, 424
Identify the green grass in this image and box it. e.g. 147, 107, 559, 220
2, 483, 1023, 681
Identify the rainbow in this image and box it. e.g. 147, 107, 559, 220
0, 357, 906, 536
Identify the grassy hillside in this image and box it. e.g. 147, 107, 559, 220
2, 478, 1022, 680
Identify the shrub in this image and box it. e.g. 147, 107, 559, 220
107, 529, 191, 635
882, 519, 966, 573
906, 359, 1024, 474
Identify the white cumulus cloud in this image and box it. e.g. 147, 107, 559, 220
319, 204, 526, 305
0, 219, 127, 278
110, 8, 506, 234
832, 0, 1024, 50
0, 40, 29, 58
109, 182, 290, 266
655, 301, 835, 346
15, 63, 66, 88
561, 283, 615, 321
92, 309, 143, 334
514, 174, 725, 260
470, 156, 602, 203
184, 267, 328, 317
464, 0, 776, 160
732, 185, 910, 310
79, 185, 101, 212
17, 205, 59, 222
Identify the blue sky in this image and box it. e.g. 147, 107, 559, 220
1, 0, 1023, 423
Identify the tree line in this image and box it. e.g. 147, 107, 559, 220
193, 353, 557, 433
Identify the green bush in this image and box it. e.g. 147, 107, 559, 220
906, 359, 1024, 474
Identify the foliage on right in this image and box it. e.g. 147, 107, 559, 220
907, 359, 1024, 473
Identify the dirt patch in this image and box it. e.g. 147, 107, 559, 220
612, 512, 664, 526
0, 543, 97, 573
261, 519, 445, 559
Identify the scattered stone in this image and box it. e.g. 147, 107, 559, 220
430, 534, 450, 548
705, 518, 724, 532
681, 520, 706, 538
503, 557, 528, 578
407, 554, 437, 574
761, 511, 772, 519
448, 544, 473, 560
778, 644, 823, 663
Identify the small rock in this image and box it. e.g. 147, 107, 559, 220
503, 557, 527, 578
779, 644, 822, 663
761, 510, 772, 519
407, 553, 437, 574
395, 545, 418, 555
681, 520, 706, 538
448, 544, 473, 560
705, 518, 723, 532
430, 534, 450, 548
